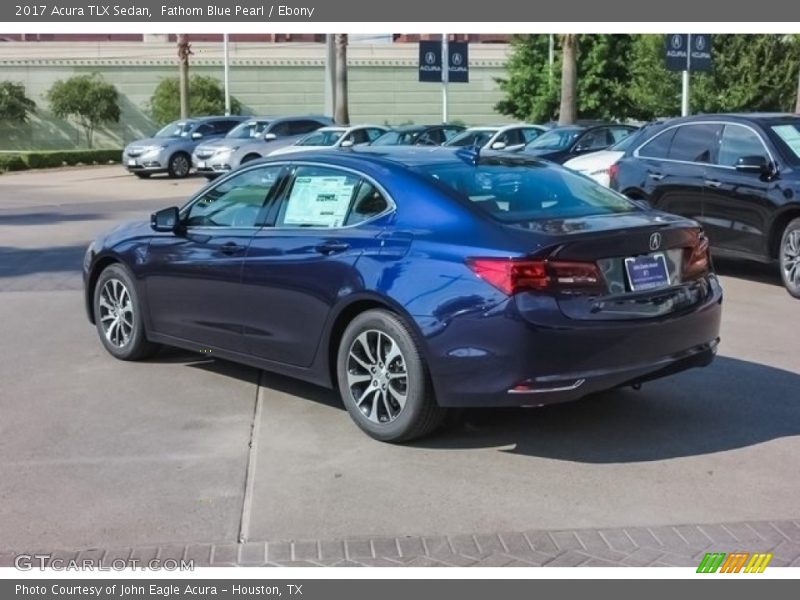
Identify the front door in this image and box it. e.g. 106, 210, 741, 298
144, 164, 286, 351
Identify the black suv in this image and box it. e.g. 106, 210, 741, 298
522, 123, 637, 163
612, 113, 800, 297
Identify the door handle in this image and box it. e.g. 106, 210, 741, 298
648, 173, 665, 181
219, 241, 245, 256
315, 241, 350, 255
704, 179, 723, 188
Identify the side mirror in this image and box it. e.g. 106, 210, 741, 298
340, 139, 355, 148
264, 132, 277, 141
191, 132, 203, 140
491, 141, 507, 150
735, 155, 771, 175
151, 206, 180, 233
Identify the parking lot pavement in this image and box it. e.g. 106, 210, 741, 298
0, 166, 798, 562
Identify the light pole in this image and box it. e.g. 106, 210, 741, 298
223, 33, 231, 116
681, 33, 692, 117
442, 34, 449, 123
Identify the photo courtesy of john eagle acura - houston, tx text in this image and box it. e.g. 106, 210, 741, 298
83, 147, 723, 442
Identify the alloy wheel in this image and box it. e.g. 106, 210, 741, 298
783, 229, 800, 288
346, 329, 408, 424
172, 154, 190, 177
98, 278, 134, 348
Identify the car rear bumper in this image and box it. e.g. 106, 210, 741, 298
420, 275, 723, 407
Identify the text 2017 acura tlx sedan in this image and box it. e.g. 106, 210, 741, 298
83, 147, 723, 442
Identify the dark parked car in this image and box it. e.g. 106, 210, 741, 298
83, 148, 722, 442
371, 124, 465, 146
522, 123, 637, 163
123, 116, 247, 178
611, 113, 800, 297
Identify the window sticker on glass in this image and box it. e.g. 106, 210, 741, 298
772, 125, 800, 158
284, 176, 355, 227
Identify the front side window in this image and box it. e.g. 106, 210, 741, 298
447, 129, 496, 148
184, 166, 283, 228
576, 128, 611, 151
418, 160, 636, 223
668, 123, 722, 163
522, 128, 543, 143
290, 120, 325, 135
717, 124, 769, 167
226, 120, 271, 139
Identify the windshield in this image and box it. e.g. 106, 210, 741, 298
297, 130, 345, 146
372, 130, 421, 146
155, 121, 194, 138
226, 120, 271, 139
447, 129, 496, 148
416, 160, 637, 222
770, 123, 800, 163
526, 128, 581, 151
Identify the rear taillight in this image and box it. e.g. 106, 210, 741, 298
466, 257, 606, 295
683, 231, 711, 281
608, 163, 619, 183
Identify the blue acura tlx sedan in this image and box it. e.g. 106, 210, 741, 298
83, 147, 723, 442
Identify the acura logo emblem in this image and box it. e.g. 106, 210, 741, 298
649, 232, 662, 251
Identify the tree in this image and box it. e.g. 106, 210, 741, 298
626, 35, 681, 120
558, 34, 577, 125
494, 35, 558, 123
334, 33, 350, 125
0, 81, 36, 123
496, 35, 635, 123
177, 34, 192, 120
149, 75, 242, 125
46, 73, 119, 148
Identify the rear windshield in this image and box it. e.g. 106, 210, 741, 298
417, 161, 637, 222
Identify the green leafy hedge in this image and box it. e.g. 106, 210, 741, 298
0, 149, 122, 172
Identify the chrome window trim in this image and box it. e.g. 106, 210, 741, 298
179, 159, 397, 232
633, 120, 776, 170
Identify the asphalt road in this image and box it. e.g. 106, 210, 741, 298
0, 166, 798, 553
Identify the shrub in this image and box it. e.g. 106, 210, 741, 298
0, 149, 122, 172
149, 75, 242, 125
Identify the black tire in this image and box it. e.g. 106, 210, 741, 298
134, 172, 151, 179
167, 152, 191, 178
93, 264, 159, 360
240, 154, 260, 165
336, 309, 446, 443
779, 217, 800, 298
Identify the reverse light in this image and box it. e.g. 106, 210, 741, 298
466, 257, 606, 295
683, 230, 711, 281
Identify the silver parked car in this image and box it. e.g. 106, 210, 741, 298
193, 115, 333, 178
444, 124, 547, 152
122, 116, 247, 178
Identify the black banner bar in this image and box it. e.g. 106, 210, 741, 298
3, 0, 800, 21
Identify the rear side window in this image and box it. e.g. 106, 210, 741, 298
418, 161, 636, 223
610, 127, 634, 143
638, 128, 676, 159
717, 124, 769, 167
668, 123, 722, 163
276, 166, 388, 228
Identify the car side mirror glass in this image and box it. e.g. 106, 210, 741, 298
151, 207, 180, 233
491, 141, 507, 150
735, 155, 770, 174
191, 132, 203, 140
340, 139, 354, 148
264, 132, 277, 141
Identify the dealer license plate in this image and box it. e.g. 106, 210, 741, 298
624, 253, 670, 291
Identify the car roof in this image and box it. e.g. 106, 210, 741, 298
269, 114, 332, 123
665, 112, 800, 126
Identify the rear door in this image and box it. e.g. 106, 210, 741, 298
241, 164, 394, 364
700, 122, 775, 257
